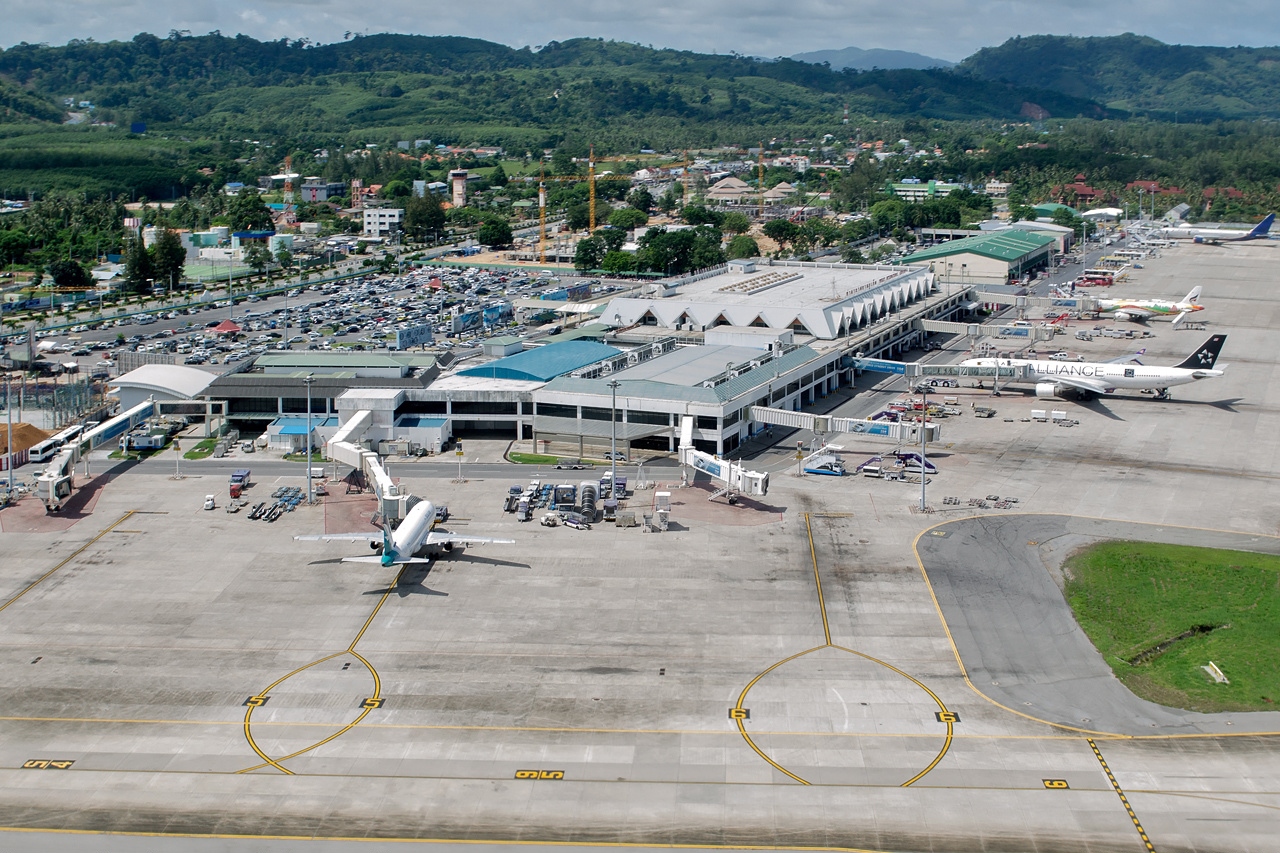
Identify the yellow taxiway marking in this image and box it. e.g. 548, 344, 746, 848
0, 511, 139, 615
732, 514, 955, 787
911, 513, 1280, 738
238, 564, 404, 774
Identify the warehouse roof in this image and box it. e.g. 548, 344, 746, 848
900, 230, 1056, 264
458, 341, 620, 382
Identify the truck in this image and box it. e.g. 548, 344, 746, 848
230, 468, 251, 498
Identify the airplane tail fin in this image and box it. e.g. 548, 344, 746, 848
1174, 335, 1227, 370
1249, 213, 1275, 237
1183, 285, 1202, 304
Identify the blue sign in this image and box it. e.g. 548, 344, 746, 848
856, 358, 907, 374
848, 422, 892, 436
996, 327, 1031, 337
692, 455, 723, 478
1051, 299, 1084, 308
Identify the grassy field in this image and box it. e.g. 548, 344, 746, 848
1064, 541, 1280, 712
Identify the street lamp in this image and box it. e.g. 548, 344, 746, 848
918, 384, 929, 512
608, 379, 621, 495
3, 351, 12, 493
303, 373, 315, 505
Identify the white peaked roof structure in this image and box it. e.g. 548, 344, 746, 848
706, 176, 753, 202
602, 262, 933, 340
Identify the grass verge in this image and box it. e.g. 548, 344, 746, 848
183, 439, 217, 460
1064, 541, 1280, 712
507, 452, 559, 465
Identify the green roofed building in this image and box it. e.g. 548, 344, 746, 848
1032, 202, 1079, 218
899, 230, 1056, 285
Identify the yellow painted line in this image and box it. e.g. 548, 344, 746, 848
911, 514, 1280, 737
239, 564, 403, 774
728, 514, 955, 788
805, 513, 832, 645
733, 646, 826, 785
0, 825, 887, 852
0, 511, 138, 615
1089, 738, 1157, 852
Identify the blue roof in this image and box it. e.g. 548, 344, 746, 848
273, 417, 338, 435
459, 341, 621, 382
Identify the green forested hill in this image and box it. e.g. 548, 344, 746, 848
958, 33, 1280, 120
0, 77, 62, 123
0, 31, 1109, 147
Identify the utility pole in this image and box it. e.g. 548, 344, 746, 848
303, 373, 315, 505
608, 379, 620, 495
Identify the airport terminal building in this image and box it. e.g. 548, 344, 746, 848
196, 260, 971, 457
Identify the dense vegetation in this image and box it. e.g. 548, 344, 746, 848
1063, 541, 1280, 713
960, 33, 1280, 121
0, 32, 1107, 145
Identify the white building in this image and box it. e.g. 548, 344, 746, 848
362, 208, 404, 238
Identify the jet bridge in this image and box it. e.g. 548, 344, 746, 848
852, 357, 1034, 386
37, 398, 156, 512
749, 405, 940, 443
969, 293, 1103, 317
914, 318, 1058, 342
326, 410, 409, 520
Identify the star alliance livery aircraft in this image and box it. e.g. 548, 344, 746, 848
960, 334, 1227, 400
1162, 214, 1274, 244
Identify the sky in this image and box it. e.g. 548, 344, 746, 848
2, 0, 1277, 61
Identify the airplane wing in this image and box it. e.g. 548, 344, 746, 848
1054, 375, 1113, 394
294, 532, 380, 544
1106, 348, 1146, 365
425, 531, 516, 547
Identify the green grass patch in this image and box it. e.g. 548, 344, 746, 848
1064, 541, 1280, 712
507, 452, 559, 465
183, 439, 217, 460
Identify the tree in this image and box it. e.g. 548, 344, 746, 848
244, 244, 272, 277
123, 237, 154, 295
601, 250, 637, 274
565, 203, 591, 232
228, 191, 274, 232
477, 218, 513, 247
626, 186, 653, 213
0, 229, 31, 266
489, 163, 508, 187
726, 235, 759, 260
152, 228, 187, 290
840, 246, 867, 264
608, 207, 647, 230
46, 258, 92, 288
681, 204, 722, 226
599, 226, 626, 252
404, 193, 446, 242
381, 180, 412, 199
657, 185, 682, 214
574, 236, 605, 271
720, 211, 752, 235
763, 219, 800, 249
275, 247, 293, 277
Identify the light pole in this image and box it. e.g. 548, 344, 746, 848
303, 373, 315, 505
608, 379, 620, 495
919, 385, 929, 512
3, 352, 12, 494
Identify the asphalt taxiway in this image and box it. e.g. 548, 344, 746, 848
0, 240, 1278, 852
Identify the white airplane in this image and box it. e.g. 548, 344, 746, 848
1162, 214, 1274, 244
1096, 286, 1204, 327
960, 334, 1226, 400
296, 497, 513, 567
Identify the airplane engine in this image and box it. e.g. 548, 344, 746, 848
1193, 236, 1206, 244
1113, 311, 1133, 322
370, 541, 379, 551
440, 542, 454, 553
1035, 382, 1061, 399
